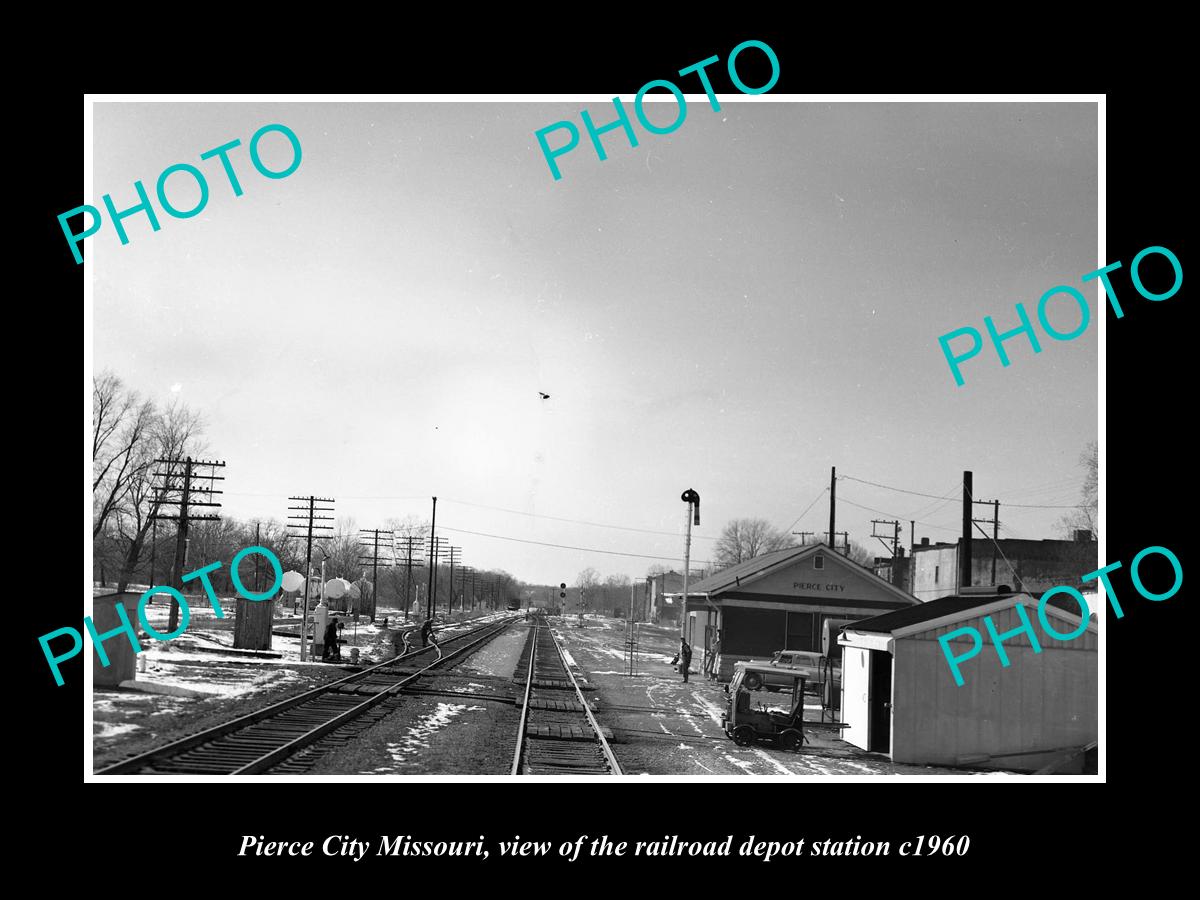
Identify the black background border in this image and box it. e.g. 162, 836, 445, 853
35, 22, 1187, 877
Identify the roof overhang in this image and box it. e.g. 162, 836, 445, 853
839, 630, 893, 652
842, 593, 1100, 644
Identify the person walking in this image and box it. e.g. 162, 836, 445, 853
680, 638, 693, 683
420, 617, 436, 648
322, 617, 340, 661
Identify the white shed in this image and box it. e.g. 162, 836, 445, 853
839, 592, 1097, 772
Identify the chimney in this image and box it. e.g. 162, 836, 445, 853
1074, 529, 1093, 543
920, 537, 930, 547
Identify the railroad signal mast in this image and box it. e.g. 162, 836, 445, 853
287, 495, 335, 661
151, 456, 225, 634
680, 489, 701, 639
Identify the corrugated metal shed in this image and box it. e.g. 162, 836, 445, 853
840, 593, 1097, 771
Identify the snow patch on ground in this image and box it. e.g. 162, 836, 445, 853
723, 753, 756, 773
692, 692, 727, 727
94, 721, 140, 740
754, 748, 797, 776
371, 703, 485, 772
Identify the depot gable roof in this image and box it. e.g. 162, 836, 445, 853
667, 542, 917, 606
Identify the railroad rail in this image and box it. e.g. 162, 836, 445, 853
511, 615, 622, 775
97, 616, 518, 775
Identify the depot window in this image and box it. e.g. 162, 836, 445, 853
815, 554, 824, 570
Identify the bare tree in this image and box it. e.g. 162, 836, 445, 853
324, 517, 363, 582
845, 540, 877, 568
380, 516, 429, 612
113, 399, 207, 592
602, 573, 633, 615
575, 567, 601, 589
575, 567, 601, 612
92, 372, 157, 538
1057, 440, 1099, 541
713, 518, 796, 569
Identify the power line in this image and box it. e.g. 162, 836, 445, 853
837, 495, 961, 534
996, 500, 1084, 509
783, 487, 829, 534
839, 474, 953, 500
441, 498, 719, 541
220, 492, 719, 542
994, 474, 1085, 498
437, 524, 712, 566
964, 484, 1030, 593
841, 473, 1083, 509
905, 480, 963, 520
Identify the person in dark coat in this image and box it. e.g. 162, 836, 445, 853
322, 618, 340, 661
706, 630, 722, 681
680, 639, 693, 683
420, 617, 435, 648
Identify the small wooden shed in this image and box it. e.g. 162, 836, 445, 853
839, 593, 1097, 771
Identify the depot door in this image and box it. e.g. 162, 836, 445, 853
868, 650, 893, 753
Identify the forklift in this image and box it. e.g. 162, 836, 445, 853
721, 662, 808, 751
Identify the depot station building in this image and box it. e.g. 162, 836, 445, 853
666, 543, 918, 681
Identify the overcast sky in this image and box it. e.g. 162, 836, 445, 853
91, 101, 1097, 585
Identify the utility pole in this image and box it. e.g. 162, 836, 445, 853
446, 546, 461, 614
910, 520, 915, 557
961, 471, 973, 590
827, 466, 837, 551
993, 499, 1000, 585
359, 528, 392, 622
680, 489, 700, 641
425, 497, 437, 622
970, 498, 1001, 586
427, 535, 449, 615
458, 566, 475, 612
871, 519, 901, 557
253, 522, 261, 593
149, 518, 158, 588
151, 456, 225, 634
792, 530, 815, 545
287, 495, 335, 661
395, 535, 424, 622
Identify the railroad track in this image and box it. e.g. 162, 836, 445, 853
97, 616, 519, 775
511, 615, 622, 775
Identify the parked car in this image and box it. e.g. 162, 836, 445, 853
740, 650, 841, 692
